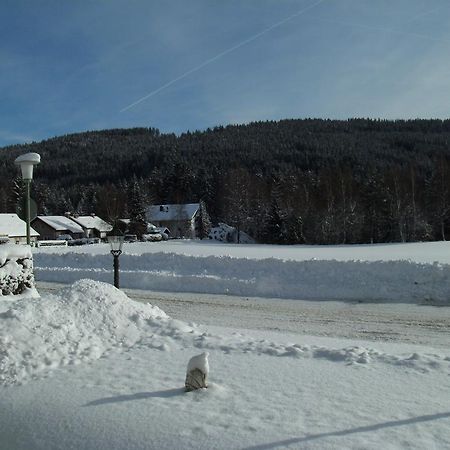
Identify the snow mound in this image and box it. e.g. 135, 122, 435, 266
1, 280, 448, 386
0, 244, 37, 298
0, 279, 169, 385
35, 252, 450, 303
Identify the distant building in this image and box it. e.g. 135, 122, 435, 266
0, 213, 39, 244
146, 203, 200, 238
69, 214, 113, 239
32, 216, 84, 241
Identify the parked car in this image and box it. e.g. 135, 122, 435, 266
124, 234, 138, 243
142, 231, 162, 242
155, 227, 170, 240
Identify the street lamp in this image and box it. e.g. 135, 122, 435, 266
14, 152, 40, 245
107, 230, 124, 288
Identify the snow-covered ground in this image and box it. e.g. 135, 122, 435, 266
34, 239, 450, 263
34, 240, 450, 303
1, 280, 449, 449
1, 241, 449, 449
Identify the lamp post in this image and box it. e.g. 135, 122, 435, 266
107, 230, 124, 288
14, 153, 40, 245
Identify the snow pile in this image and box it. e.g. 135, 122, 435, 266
0, 244, 37, 297
35, 251, 450, 303
0, 280, 167, 385
1, 280, 448, 387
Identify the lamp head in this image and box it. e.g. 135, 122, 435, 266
14, 152, 41, 181
107, 226, 124, 254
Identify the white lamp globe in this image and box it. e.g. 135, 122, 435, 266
14, 153, 41, 181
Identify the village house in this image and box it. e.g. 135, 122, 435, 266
69, 214, 113, 239
0, 213, 39, 244
146, 203, 200, 238
31, 216, 84, 241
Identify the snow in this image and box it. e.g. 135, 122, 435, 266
0, 244, 37, 299
33, 238, 450, 263
0, 279, 449, 449
14, 152, 40, 165
187, 352, 209, 376
33, 240, 450, 303
2, 242, 450, 448
70, 215, 112, 233
0, 243, 31, 265
0, 279, 167, 385
35, 215, 84, 233
0, 214, 39, 238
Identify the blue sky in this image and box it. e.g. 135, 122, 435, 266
1, 0, 449, 147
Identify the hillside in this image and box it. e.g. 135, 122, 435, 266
2, 118, 450, 244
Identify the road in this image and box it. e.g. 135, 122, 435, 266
36, 281, 450, 350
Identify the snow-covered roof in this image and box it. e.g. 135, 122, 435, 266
0, 214, 39, 237
147, 203, 200, 222
70, 215, 113, 232
36, 216, 84, 233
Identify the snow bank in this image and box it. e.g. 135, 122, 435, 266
1, 280, 448, 386
0, 280, 167, 385
0, 244, 37, 298
34, 251, 450, 303
35, 239, 450, 264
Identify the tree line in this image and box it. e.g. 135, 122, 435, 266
2, 118, 450, 244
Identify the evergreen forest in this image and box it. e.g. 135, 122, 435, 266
2, 118, 450, 245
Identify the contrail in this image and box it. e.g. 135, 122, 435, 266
402, 6, 442, 25
120, 0, 326, 112
317, 14, 450, 45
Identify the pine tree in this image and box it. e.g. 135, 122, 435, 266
222, 168, 251, 243
11, 177, 25, 213
196, 200, 212, 239
262, 199, 283, 244
75, 191, 88, 216
425, 156, 450, 240
128, 180, 147, 238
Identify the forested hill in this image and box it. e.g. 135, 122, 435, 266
2, 118, 450, 244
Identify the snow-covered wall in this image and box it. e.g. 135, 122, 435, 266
0, 245, 36, 297
34, 251, 450, 304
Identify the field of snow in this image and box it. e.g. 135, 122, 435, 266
1, 280, 449, 449
34, 239, 450, 263
34, 240, 450, 303
1, 241, 449, 449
